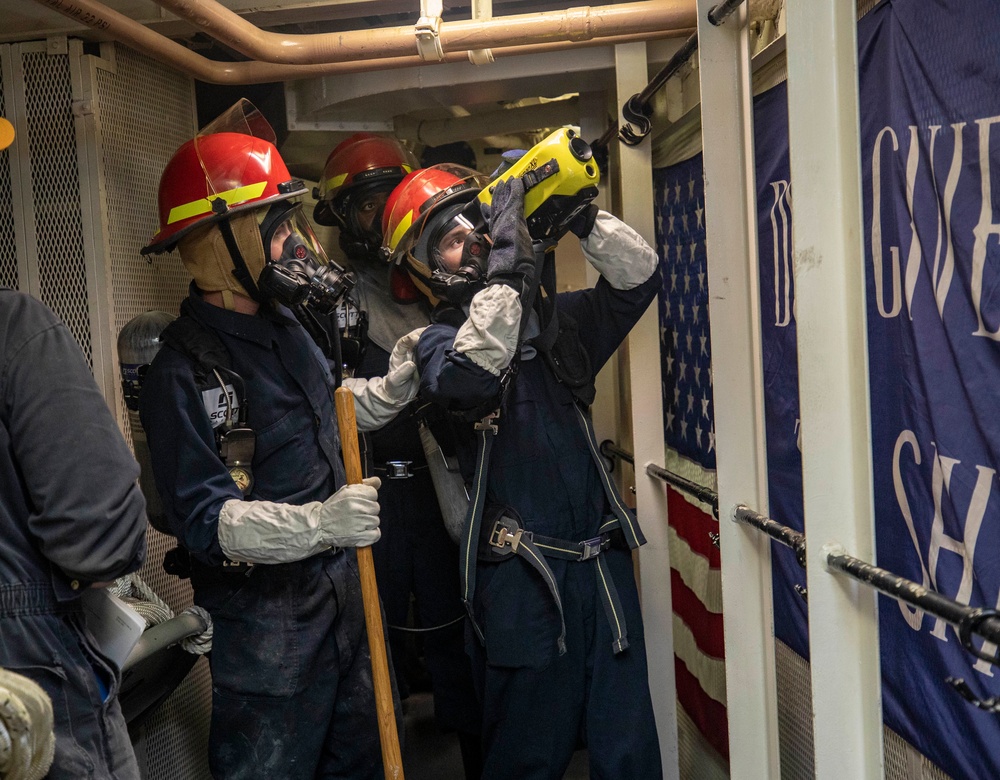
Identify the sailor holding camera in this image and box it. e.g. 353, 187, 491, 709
383, 146, 663, 779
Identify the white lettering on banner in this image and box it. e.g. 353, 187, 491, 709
971, 115, 1000, 339
892, 429, 996, 671
927, 124, 962, 319
871, 126, 903, 318
871, 113, 1000, 331
769, 180, 794, 327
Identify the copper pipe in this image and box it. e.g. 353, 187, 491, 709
33, 0, 692, 85
148, 0, 696, 66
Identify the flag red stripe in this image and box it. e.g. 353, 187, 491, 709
667, 484, 721, 566
675, 655, 730, 761
671, 568, 725, 658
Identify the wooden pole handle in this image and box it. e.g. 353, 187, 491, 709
334, 387, 404, 779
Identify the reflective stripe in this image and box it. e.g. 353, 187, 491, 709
596, 555, 629, 653
324, 172, 349, 192
389, 210, 415, 252
460, 427, 494, 646
166, 181, 268, 225
575, 403, 645, 549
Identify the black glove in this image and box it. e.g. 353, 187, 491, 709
481, 177, 536, 296
566, 203, 599, 240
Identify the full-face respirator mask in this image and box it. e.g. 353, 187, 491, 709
421, 204, 492, 301
258, 202, 356, 314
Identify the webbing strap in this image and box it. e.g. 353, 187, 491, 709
520, 158, 560, 192
487, 519, 567, 655
459, 384, 644, 656
575, 404, 646, 549
504, 518, 629, 655
459, 425, 495, 645
595, 554, 629, 653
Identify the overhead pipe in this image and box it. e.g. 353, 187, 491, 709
35, 0, 692, 85
145, 0, 696, 66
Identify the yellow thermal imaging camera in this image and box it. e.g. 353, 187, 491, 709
472, 127, 601, 241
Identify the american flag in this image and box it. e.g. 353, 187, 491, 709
653, 154, 727, 764
655, 154, 715, 470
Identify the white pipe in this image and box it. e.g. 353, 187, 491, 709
146, 0, 696, 66
33, 0, 692, 85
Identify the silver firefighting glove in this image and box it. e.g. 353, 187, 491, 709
453, 177, 537, 376
342, 326, 425, 431
579, 210, 658, 290
217, 476, 382, 564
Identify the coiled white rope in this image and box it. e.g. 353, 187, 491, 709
110, 574, 213, 654
0, 669, 55, 780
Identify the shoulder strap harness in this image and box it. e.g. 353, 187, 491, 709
160, 312, 256, 497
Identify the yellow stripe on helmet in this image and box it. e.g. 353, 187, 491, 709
324, 172, 349, 192
166, 181, 269, 225
389, 210, 415, 255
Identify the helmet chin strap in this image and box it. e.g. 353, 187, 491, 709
219, 218, 264, 304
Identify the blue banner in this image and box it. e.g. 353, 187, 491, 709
753, 1, 1000, 776
752, 81, 810, 662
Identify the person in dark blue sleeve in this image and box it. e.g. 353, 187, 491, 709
138, 102, 418, 779
383, 163, 663, 779
314, 133, 484, 779
0, 284, 148, 779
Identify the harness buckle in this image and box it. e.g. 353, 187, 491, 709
475, 409, 500, 435
384, 460, 414, 479
580, 536, 606, 561
489, 522, 523, 554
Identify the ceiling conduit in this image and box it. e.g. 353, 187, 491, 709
34, 0, 693, 84
144, 0, 695, 66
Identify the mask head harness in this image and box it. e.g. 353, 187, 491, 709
256, 201, 355, 314
420, 203, 491, 304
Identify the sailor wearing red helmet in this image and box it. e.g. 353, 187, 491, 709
385, 157, 663, 779
315, 137, 484, 780
138, 103, 419, 779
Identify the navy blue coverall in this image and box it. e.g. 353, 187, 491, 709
360, 345, 479, 723
140, 289, 398, 779
0, 289, 147, 779
415, 270, 663, 779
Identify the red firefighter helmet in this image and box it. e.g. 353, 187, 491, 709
382, 164, 489, 305
143, 101, 306, 255
313, 133, 417, 229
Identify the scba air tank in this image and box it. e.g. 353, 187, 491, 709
118, 311, 175, 535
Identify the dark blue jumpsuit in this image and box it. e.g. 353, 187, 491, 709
140, 289, 399, 779
0, 289, 147, 779
358, 338, 480, 740
415, 271, 663, 779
